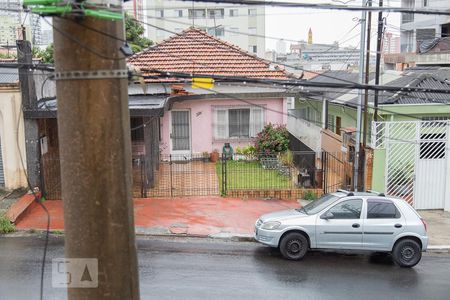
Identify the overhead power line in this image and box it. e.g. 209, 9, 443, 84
141, 69, 450, 95
182, 0, 450, 15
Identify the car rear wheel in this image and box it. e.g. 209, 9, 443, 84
392, 239, 422, 268
279, 232, 308, 260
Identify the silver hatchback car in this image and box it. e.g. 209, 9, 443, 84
255, 190, 428, 268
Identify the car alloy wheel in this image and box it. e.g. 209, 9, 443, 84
280, 232, 309, 260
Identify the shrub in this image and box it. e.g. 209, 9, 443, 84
279, 150, 294, 166
0, 214, 15, 234
255, 123, 289, 155
235, 146, 243, 155
242, 145, 256, 156
303, 190, 317, 201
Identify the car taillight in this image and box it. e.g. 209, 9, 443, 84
421, 218, 427, 232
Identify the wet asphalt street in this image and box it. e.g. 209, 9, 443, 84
1, 235, 450, 300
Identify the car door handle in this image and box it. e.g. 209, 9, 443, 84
394, 224, 403, 228
352, 223, 360, 228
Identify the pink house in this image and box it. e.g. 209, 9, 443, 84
128, 28, 293, 157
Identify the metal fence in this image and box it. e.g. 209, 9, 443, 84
141, 153, 220, 197
40, 150, 353, 199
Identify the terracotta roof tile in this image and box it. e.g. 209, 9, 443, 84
127, 28, 291, 83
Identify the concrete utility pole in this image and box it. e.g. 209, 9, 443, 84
53, 11, 140, 300
354, 0, 367, 191
361, 0, 373, 191
374, 0, 384, 122
17, 40, 41, 189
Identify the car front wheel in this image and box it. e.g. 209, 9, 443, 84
392, 239, 422, 268
279, 232, 308, 260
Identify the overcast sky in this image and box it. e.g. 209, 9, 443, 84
265, 2, 400, 50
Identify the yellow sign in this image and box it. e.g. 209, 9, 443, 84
192, 77, 214, 89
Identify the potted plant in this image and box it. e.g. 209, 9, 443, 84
210, 149, 220, 162
234, 146, 245, 161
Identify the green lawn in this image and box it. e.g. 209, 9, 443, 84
216, 160, 292, 192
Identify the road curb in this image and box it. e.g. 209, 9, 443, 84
427, 245, 450, 253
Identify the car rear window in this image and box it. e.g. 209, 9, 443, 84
367, 199, 401, 219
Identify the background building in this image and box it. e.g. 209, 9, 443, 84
0, 0, 44, 47
383, 32, 401, 54
141, 0, 265, 57
400, 0, 450, 52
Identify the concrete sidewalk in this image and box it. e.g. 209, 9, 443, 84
10, 196, 450, 249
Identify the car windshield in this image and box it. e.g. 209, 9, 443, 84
302, 194, 340, 215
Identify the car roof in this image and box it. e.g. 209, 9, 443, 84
331, 191, 407, 200
331, 191, 385, 197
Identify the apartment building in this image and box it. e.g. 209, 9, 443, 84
140, 0, 265, 57
400, 0, 450, 52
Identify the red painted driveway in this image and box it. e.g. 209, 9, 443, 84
15, 197, 301, 237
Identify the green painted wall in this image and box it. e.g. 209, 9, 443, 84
295, 100, 450, 192
378, 104, 450, 121
371, 149, 386, 192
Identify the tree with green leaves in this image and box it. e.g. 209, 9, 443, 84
33, 15, 152, 63
33, 44, 54, 64
125, 15, 153, 53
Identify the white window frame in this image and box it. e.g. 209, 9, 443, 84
189, 9, 206, 19
174, 9, 183, 18
229, 9, 239, 17
248, 8, 257, 16
208, 8, 224, 19
213, 106, 265, 140
155, 9, 164, 18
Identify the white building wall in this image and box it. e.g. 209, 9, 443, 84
287, 111, 322, 152
400, 0, 450, 52
143, 0, 266, 57
0, 88, 27, 189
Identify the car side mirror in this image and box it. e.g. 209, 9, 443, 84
321, 212, 334, 220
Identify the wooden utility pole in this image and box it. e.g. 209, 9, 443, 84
53, 13, 140, 300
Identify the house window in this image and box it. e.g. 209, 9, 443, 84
298, 107, 317, 124
155, 9, 164, 18
208, 26, 224, 37
214, 107, 264, 139
327, 114, 336, 131
229, 9, 238, 17
174, 9, 183, 18
188, 9, 206, 19
208, 8, 224, 19
229, 109, 250, 138
423, 0, 428, 7
248, 8, 257, 16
